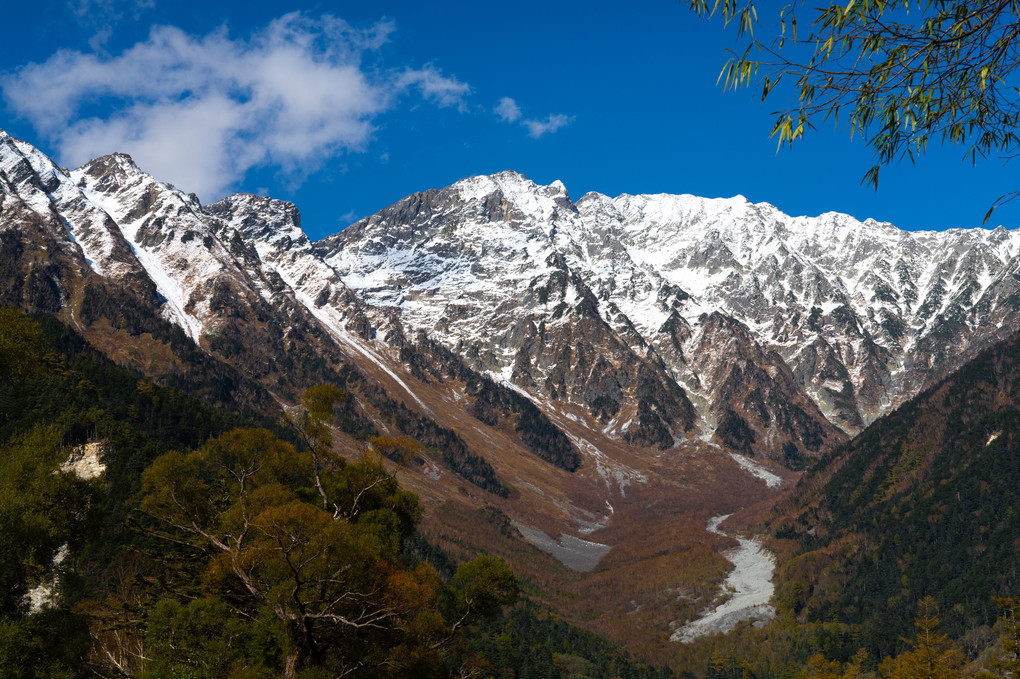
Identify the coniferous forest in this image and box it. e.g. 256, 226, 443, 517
2, 292, 1019, 678
0, 307, 678, 677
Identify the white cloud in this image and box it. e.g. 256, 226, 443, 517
1, 13, 469, 200
494, 96, 571, 138
523, 113, 573, 139
494, 96, 522, 122
397, 66, 471, 110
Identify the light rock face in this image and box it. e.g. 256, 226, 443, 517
3, 128, 1018, 465
61, 442, 106, 480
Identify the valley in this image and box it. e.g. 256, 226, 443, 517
1, 126, 1018, 676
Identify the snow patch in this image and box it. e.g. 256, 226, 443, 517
729, 453, 783, 488
513, 522, 612, 572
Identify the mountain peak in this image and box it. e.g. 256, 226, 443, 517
205, 193, 307, 250
79, 152, 142, 176
72, 153, 157, 201
449, 171, 576, 225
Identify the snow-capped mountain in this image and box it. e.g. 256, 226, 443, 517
574, 189, 1020, 427
320, 170, 1020, 458
4, 128, 1018, 466
10, 127, 1020, 640
0, 129, 376, 401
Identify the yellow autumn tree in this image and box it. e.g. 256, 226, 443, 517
880, 596, 965, 679
808, 649, 868, 679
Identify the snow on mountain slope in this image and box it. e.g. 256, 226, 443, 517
0, 131, 143, 281
585, 192, 1020, 424
202, 193, 435, 410
318, 172, 705, 453
69, 153, 262, 343
319, 170, 1020, 459
6, 124, 1017, 465
0, 132, 374, 400
318, 172, 845, 460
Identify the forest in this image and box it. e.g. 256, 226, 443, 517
0, 307, 670, 677
1, 305, 1018, 678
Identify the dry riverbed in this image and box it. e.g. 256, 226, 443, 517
671, 514, 776, 642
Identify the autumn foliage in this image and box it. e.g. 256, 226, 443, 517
138, 411, 517, 678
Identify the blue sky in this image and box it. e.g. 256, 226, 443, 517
2, 0, 1018, 240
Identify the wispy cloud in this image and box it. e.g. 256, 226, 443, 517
1, 13, 469, 200
494, 96, 522, 123
523, 113, 572, 139
68, 0, 157, 50
397, 66, 470, 110
494, 96, 572, 138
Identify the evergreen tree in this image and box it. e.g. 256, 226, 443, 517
982, 598, 1020, 679
879, 597, 964, 679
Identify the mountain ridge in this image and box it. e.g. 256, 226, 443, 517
318, 168, 1020, 459
7, 127, 1020, 465
5, 128, 1020, 663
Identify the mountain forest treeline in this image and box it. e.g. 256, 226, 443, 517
0, 307, 669, 678
2, 304, 1019, 678
764, 330, 1020, 660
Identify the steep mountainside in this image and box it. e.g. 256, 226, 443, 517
0, 132, 277, 409
5, 127, 1020, 660
768, 329, 1020, 657
319, 172, 1020, 461
8, 125, 1018, 465
0, 130, 528, 497
319, 175, 839, 461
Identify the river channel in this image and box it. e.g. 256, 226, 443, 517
671, 514, 777, 642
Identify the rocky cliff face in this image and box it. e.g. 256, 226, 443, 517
318, 175, 705, 449
4, 129, 1018, 467
0, 129, 370, 403
317, 171, 1020, 461
569, 187, 1020, 429
0, 132, 149, 313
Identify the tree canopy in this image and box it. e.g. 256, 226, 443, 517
138, 418, 517, 678
688, 0, 1020, 216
